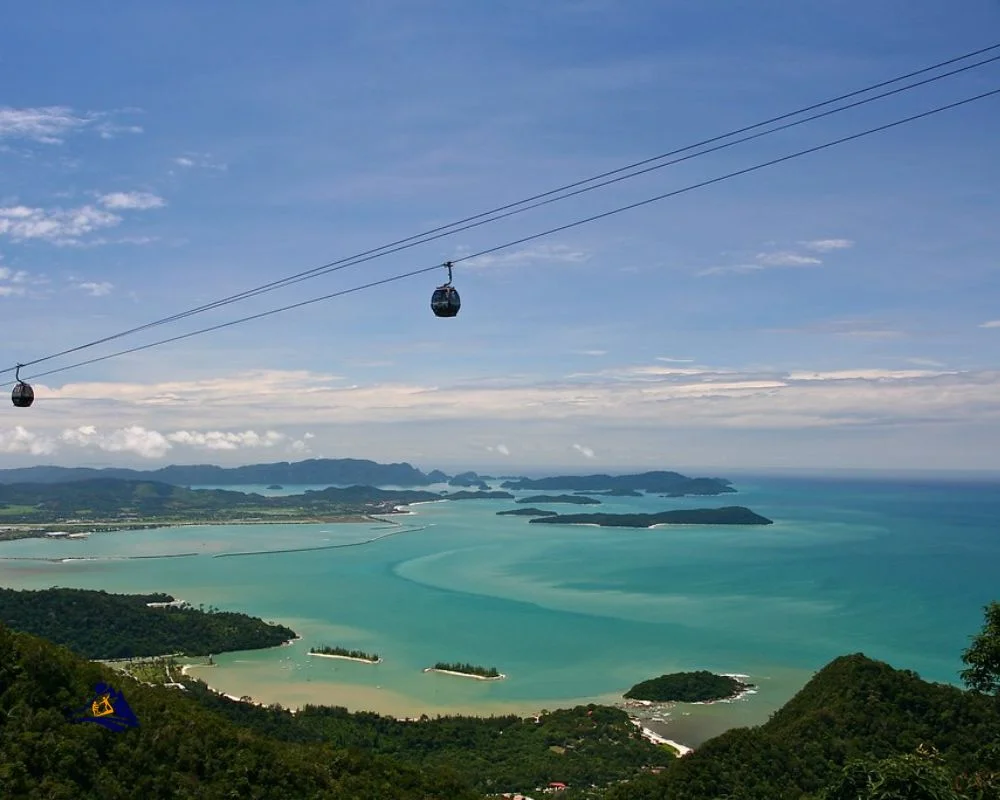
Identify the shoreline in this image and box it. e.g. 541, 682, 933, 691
422, 667, 507, 681
0, 513, 406, 542
308, 652, 382, 664
630, 719, 694, 756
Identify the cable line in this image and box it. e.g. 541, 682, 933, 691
9, 85, 998, 391
3, 43, 999, 377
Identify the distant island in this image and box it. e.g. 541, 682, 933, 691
0, 480, 444, 540
501, 470, 736, 496
424, 662, 505, 680
308, 646, 381, 664
575, 488, 643, 497
267, 484, 283, 490
444, 490, 514, 500
624, 670, 755, 703
496, 508, 558, 517
516, 494, 602, 505
529, 507, 773, 527
448, 471, 490, 490
0, 457, 450, 488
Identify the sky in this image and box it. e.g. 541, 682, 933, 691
1, 0, 999, 474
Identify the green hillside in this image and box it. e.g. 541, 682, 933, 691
0, 624, 477, 799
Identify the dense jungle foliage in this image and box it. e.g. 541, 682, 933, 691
0, 624, 477, 799
177, 683, 674, 794
2, 587, 999, 799
0, 588, 295, 658
604, 649, 1000, 799
623, 670, 752, 702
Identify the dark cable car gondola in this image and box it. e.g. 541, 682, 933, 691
430, 261, 460, 318
11, 364, 34, 408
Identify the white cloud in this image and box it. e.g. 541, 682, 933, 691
98, 192, 165, 210
696, 263, 762, 276
172, 152, 227, 171
755, 251, 821, 267
572, 443, 596, 459
75, 281, 114, 297
60, 425, 171, 458
574, 350, 607, 356
0, 426, 56, 455
979, 320, 1000, 329
54, 425, 290, 458
0, 204, 121, 243
94, 121, 143, 139
0, 106, 143, 144
656, 356, 694, 363
787, 369, 952, 382
166, 430, 285, 451
0, 106, 90, 144
801, 239, 854, 252
16, 363, 1000, 447
462, 244, 590, 270
697, 238, 852, 276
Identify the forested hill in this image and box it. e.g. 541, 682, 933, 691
0, 479, 441, 524
606, 654, 1000, 800
0, 624, 477, 799
0, 457, 449, 487
0, 588, 295, 658
500, 471, 735, 495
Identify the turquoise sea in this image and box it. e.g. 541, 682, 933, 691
0, 474, 997, 746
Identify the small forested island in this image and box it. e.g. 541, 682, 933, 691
308, 645, 381, 663
0, 587, 296, 659
425, 661, 505, 680
501, 470, 736, 496
529, 506, 773, 527
624, 670, 755, 703
496, 507, 558, 517
576, 488, 643, 497
516, 494, 602, 505
443, 490, 514, 500
266, 484, 283, 490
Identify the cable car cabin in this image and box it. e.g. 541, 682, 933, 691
431, 285, 461, 318
11, 382, 34, 408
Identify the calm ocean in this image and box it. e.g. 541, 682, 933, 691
1, 474, 996, 745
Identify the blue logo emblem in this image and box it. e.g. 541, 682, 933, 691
66, 682, 139, 732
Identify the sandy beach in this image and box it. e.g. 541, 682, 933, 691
423, 667, 506, 681
308, 652, 382, 664
630, 719, 694, 756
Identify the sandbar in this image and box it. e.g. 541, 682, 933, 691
308, 652, 382, 664
422, 667, 506, 681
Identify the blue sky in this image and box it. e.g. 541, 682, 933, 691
1, 0, 999, 472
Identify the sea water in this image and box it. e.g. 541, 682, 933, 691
0, 474, 996, 745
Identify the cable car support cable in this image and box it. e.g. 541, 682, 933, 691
6, 84, 999, 394
2, 43, 999, 378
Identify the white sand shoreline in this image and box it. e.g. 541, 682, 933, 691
423, 667, 506, 681
308, 652, 382, 664
630, 719, 694, 756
